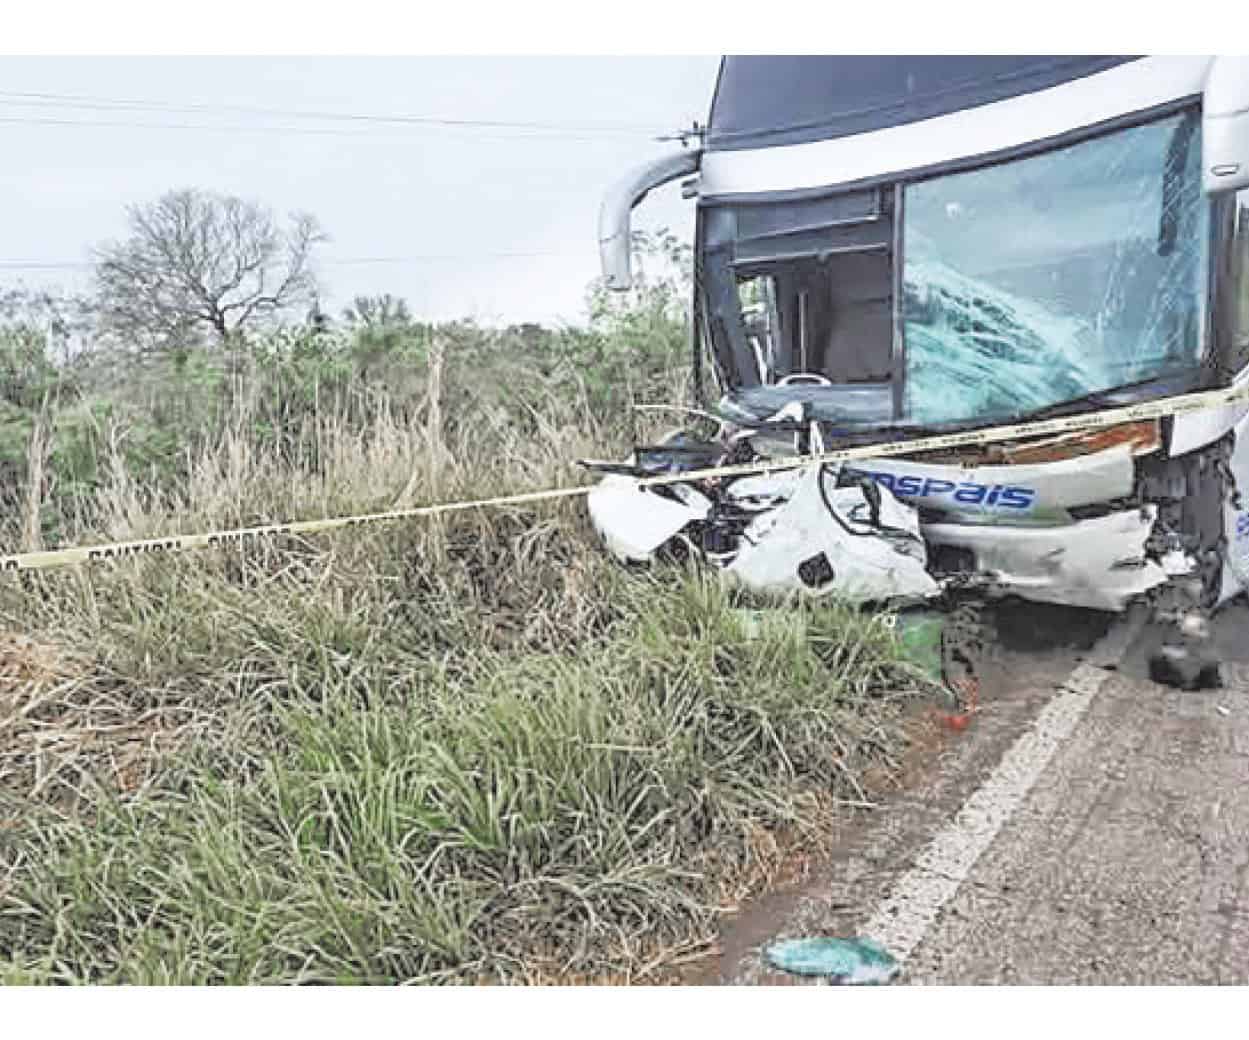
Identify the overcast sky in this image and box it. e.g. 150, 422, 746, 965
0, 56, 720, 326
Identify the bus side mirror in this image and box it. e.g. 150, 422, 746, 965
599, 149, 700, 291
1203, 56, 1249, 194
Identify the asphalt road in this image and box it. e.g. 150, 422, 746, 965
712, 599, 1249, 985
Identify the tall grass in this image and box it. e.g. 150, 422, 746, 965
0, 315, 935, 984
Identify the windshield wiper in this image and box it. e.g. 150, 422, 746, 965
1017, 376, 1168, 421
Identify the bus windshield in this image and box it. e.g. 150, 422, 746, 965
902, 107, 1208, 424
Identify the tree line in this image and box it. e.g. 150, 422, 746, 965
3, 187, 691, 360
3, 188, 415, 357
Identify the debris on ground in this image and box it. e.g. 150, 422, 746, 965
763, 936, 899, 984
1145, 607, 1222, 690
893, 610, 945, 683
935, 678, 980, 732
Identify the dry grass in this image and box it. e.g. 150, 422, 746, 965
0, 638, 183, 804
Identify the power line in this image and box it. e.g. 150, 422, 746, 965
0, 251, 587, 271
0, 261, 87, 270
0, 112, 654, 142
0, 87, 662, 131
0, 88, 665, 137
324, 252, 584, 264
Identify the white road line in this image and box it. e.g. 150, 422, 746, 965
860, 663, 1112, 968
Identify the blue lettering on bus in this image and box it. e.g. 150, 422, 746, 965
851, 468, 1037, 510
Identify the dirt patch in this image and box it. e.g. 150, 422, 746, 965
0, 632, 182, 803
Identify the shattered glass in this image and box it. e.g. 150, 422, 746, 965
764, 936, 899, 983
903, 109, 1209, 424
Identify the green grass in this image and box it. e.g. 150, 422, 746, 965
1, 571, 926, 984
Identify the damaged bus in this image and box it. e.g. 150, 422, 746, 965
589, 56, 1249, 686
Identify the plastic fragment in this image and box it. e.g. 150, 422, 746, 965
894, 610, 945, 683
935, 677, 979, 732
763, 936, 899, 984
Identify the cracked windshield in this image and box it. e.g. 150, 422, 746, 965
902, 109, 1209, 424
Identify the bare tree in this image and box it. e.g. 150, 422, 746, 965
92, 188, 327, 350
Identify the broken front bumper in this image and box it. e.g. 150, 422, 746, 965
923, 508, 1169, 612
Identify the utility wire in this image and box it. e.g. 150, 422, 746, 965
0, 251, 587, 271
0, 113, 654, 142
325, 252, 584, 264
0, 88, 666, 137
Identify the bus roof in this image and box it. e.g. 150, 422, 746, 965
705, 56, 1138, 153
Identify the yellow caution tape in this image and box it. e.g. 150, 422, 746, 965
1, 487, 591, 574
4, 379, 1248, 575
